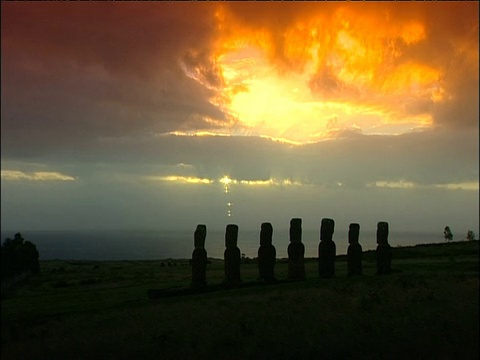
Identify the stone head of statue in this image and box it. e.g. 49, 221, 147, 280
225, 224, 239, 248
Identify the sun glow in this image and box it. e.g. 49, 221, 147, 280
179, 5, 448, 144
148, 174, 302, 188
147, 176, 214, 184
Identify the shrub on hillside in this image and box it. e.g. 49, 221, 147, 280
1, 233, 40, 281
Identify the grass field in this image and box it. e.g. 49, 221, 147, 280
1, 240, 478, 359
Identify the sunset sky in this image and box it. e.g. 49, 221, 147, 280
1, 2, 478, 239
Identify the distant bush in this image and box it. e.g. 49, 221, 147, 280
1, 233, 40, 281
466, 230, 475, 241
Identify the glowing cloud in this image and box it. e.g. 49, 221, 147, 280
368, 180, 479, 191
145, 174, 303, 188
176, 2, 478, 144
1, 170, 76, 181
145, 176, 214, 184
368, 180, 416, 189
435, 182, 479, 191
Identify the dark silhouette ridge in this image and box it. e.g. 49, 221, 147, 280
376, 221, 392, 275
191, 224, 208, 289
223, 224, 242, 287
318, 218, 336, 278
347, 223, 363, 276
288, 218, 305, 280
258, 222, 276, 282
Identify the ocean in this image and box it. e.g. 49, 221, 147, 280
1, 228, 444, 261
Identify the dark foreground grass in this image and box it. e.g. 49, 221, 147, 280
1, 241, 478, 359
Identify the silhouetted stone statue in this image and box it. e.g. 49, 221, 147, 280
376, 221, 391, 275
224, 224, 242, 286
288, 218, 305, 280
347, 223, 362, 276
191, 224, 208, 289
258, 222, 276, 282
318, 218, 336, 278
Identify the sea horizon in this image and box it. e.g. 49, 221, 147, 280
1, 228, 449, 261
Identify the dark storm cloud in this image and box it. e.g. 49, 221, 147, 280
1, 2, 227, 158
1, 2, 217, 76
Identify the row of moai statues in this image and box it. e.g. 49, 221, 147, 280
190, 219, 392, 288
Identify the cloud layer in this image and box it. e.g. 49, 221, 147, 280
1, 2, 478, 235
2, 2, 478, 155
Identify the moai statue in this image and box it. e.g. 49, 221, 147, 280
376, 221, 391, 275
258, 222, 276, 282
288, 218, 305, 280
191, 224, 208, 289
318, 218, 336, 278
224, 224, 242, 286
347, 223, 362, 276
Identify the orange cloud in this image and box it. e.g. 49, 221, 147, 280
188, 2, 477, 143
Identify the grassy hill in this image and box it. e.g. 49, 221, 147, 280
1, 240, 478, 359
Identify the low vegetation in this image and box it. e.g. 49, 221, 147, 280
1, 233, 40, 294
1, 241, 478, 359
